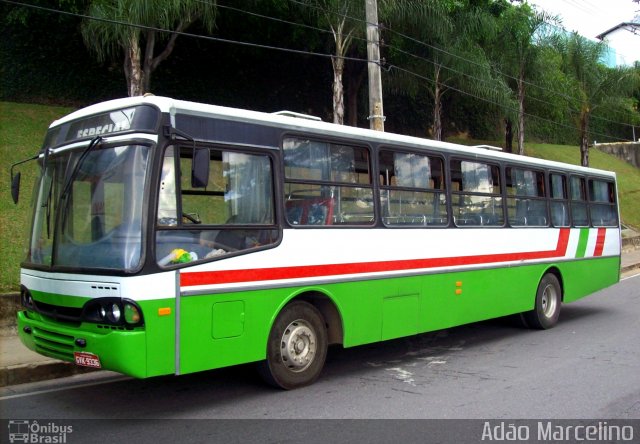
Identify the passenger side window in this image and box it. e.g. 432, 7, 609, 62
506, 167, 548, 227
589, 179, 618, 227
155, 146, 278, 266
549, 173, 569, 227
283, 137, 373, 225
570, 176, 589, 227
450, 159, 503, 226
379, 150, 447, 226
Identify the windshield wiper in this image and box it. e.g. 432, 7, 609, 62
45, 173, 53, 239
59, 136, 103, 203
58, 136, 103, 234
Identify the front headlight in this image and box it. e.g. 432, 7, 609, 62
20, 285, 34, 309
124, 302, 141, 324
82, 298, 144, 327
108, 303, 121, 323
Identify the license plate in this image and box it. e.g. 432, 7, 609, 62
74, 352, 102, 368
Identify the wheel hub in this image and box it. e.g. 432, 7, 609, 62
541, 284, 558, 318
280, 320, 316, 372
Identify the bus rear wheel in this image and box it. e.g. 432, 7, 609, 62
258, 301, 328, 389
523, 273, 562, 329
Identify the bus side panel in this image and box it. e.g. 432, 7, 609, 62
291, 266, 544, 348
324, 278, 413, 345
330, 266, 541, 347
179, 276, 401, 374
559, 256, 620, 303
176, 256, 620, 374
140, 298, 176, 377
417, 266, 540, 334
178, 290, 281, 375
178, 279, 398, 374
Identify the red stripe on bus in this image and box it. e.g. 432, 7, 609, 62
594, 228, 606, 257
180, 228, 571, 288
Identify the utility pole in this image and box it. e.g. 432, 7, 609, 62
365, 0, 385, 131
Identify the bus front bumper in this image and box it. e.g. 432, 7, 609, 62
17, 310, 149, 379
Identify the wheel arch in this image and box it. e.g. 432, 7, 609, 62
542, 265, 565, 302
271, 289, 344, 346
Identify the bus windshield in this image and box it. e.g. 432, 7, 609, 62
28, 143, 151, 271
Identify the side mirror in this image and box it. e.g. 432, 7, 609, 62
11, 172, 21, 204
10, 153, 39, 204
191, 148, 210, 188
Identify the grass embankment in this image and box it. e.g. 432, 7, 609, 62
0, 102, 73, 293
1, 101, 639, 292
525, 143, 640, 232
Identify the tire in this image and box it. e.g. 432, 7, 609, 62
258, 301, 328, 389
523, 273, 562, 330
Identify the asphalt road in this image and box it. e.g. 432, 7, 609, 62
1, 273, 639, 442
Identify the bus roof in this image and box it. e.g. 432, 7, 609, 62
52, 95, 616, 179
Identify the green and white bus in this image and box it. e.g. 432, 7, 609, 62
12, 96, 621, 389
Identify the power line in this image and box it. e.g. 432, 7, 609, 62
0, 0, 373, 65
227, 0, 634, 138
386, 64, 634, 143
203, 0, 637, 134
2, 0, 635, 142
283, 0, 636, 132
291, 0, 638, 137
213, 1, 334, 38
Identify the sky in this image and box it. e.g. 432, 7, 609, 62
528, 0, 640, 63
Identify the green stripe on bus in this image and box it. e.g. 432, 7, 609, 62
576, 228, 590, 258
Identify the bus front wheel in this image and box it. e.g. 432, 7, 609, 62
523, 273, 562, 329
258, 301, 328, 389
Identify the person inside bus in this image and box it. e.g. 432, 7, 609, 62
198, 214, 255, 258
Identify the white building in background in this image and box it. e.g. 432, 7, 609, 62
596, 14, 640, 66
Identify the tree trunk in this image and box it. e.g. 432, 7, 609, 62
142, 22, 186, 95
332, 56, 345, 125
517, 67, 525, 155
346, 63, 365, 127
142, 31, 156, 94
580, 112, 590, 167
504, 118, 513, 153
124, 50, 131, 95
432, 67, 443, 141
433, 88, 442, 141
126, 34, 144, 97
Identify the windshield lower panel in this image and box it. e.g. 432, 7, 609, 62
27, 144, 151, 272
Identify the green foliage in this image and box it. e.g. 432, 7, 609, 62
81, 0, 218, 61
384, 0, 510, 139
0, 2, 124, 104
80, 0, 218, 95
0, 102, 73, 293
4, 0, 87, 25
1, 0, 638, 143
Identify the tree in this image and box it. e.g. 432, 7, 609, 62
554, 33, 638, 166
296, 0, 364, 125
81, 0, 217, 96
494, 2, 556, 154
385, 0, 510, 140
296, 0, 446, 127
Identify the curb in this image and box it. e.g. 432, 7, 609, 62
621, 262, 640, 275
622, 235, 640, 252
1, 361, 96, 388
0, 293, 98, 387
